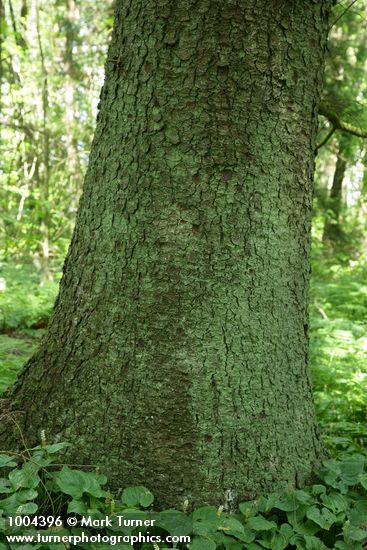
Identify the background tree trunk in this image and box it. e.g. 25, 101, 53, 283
323, 136, 347, 243
0, 0, 332, 507
0, 0, 4, 112
64, 0, 82, 199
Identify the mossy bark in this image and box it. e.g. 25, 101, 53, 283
1, 0, 332, 507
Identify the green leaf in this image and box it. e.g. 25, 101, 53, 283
42, 442, 71, 454
273, 493, 299, 512
286, 506, 307, 526
0, 455, 17, 468
254, 496, 269, 514
194, 520, 219, 537
67, 499, 89, 514
9, 463, 41, 490
343, 524, 367, 542
246, 516, 276, 531
352, 499, 367, 517
339, 456, 365, 485
193, 506, 218, 520
121, 486, 154, 508
219, 517, 254, 543
304, 535, 326, 549
335, 541, 365, 550
0, 489, 38, 515
189, 537, 216, 550
358, 473, 367, 489
322, 459, 341, 475
306, 506, 337, 530
239, 501, 257, 518
289, 533, 307, 548
279, 523, 293, 539
260, 529, 291, 550
260, 493, 280, 512
293, 521, 320, 537
269, 533, 289, 550
226, 543, 244, 550
311, 485, 326, 496
29, 442, 70, 454
155, 510, 192, 537
210, 532, 231, 548
320, 491, 348, 513
55, 466, 107, 499
0, 479, 12, 494
88, 495, 105, 513
15, 502, 38, 515
220, 517, 247, 533
293, 490, 315, 506
193, 508, 223, 536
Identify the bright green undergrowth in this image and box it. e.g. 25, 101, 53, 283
309, 254, 367, 446
0, 261, 57, 393
0, 263, 59, 333
0, 442, 367, 550
0, 335, 38, 395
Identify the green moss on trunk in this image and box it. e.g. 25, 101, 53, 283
1, 0, 333, 508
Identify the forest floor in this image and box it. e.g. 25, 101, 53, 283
309, 249, 367, 451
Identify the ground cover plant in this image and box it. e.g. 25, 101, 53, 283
310, 255, 367, 448
0, 438, 367, 550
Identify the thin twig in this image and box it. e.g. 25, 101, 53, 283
0, 412, 32, 458
330, 0, 360, 29
316, 126, 336, 150
319, 102, 367, 139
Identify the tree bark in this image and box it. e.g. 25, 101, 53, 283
0, 0, 332, 507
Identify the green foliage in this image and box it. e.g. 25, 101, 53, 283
310, 256, 367, 446
0, 263, 59, 331
0, 262, 58, 393
0, 0, 113, 271
1, 443, 367, 549
315, 0, 367, 252
0, 335, 37, 394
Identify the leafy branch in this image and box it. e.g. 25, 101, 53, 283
317, 101, 367, 149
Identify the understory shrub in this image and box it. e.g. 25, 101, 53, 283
0, 263, 59, 332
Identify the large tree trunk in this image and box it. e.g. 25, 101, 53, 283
1, 0, 332, 507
